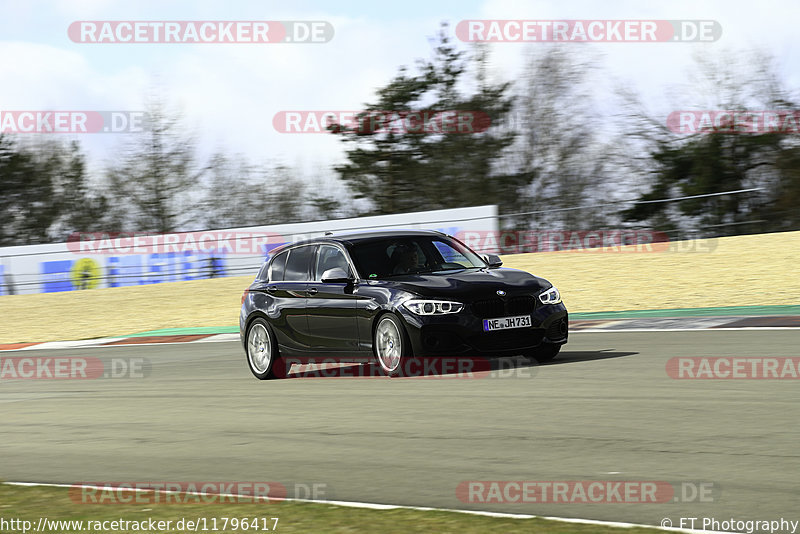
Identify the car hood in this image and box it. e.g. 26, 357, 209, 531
371, 267, 550, 300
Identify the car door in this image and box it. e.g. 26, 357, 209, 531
264, 245, 315, 352
305, 244, 361, 353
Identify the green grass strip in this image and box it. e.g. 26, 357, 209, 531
122, 326, 240, 338
571, 304, 800, 320
0, 484, 666, 534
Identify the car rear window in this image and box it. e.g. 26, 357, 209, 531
268, 251, 288, 281
283, 246, 314, 281
256, 262, 270, 281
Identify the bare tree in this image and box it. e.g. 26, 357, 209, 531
105, 100, 205, 233
201, 156, 312, 228
505, 46, 612, 231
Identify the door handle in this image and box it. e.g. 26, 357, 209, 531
308, 287, 318, 295
267, 286, 277, 292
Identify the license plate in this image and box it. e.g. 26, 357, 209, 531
482, 315, 532, 332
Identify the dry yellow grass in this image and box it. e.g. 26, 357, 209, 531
1, 231, 798, 343
502, 230, 799, 312
0, 275, 252, 344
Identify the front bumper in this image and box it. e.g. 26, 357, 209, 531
397, 302, 568, 357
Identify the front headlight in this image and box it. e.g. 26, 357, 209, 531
403, 299, 464, 315
538, 286, 561, 305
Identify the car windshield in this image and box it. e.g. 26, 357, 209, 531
348, 236, 486, 279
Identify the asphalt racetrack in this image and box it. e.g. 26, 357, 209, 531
2, 330, 799, 529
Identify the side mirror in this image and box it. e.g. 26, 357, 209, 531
321, 267, 353, 283
483, 254, 503, 267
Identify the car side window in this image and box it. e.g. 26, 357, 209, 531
315, 245, 351, 280
268, 251, 288, 282
283, 246, 314, 281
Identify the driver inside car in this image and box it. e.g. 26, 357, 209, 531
391, 244, 420, 274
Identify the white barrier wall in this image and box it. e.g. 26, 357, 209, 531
0, 205, 498, 295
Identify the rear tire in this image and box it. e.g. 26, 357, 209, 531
246, 318, 280, 379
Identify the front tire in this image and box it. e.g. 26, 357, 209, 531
374, 314, 410, 376
246, 318, 280, 379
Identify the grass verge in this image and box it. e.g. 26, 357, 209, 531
0, 484, 666, 534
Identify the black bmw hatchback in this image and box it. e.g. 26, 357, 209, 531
240, 229, 568, 379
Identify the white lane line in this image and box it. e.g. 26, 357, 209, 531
0, 339, 233, 352
571, 327, 800, 333
202, 333, 240, 343
570, 320, 628, 329
0, 344, 43, 352
22, 338, 126, 350
3, 481, 729, 533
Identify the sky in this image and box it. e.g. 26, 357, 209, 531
1, 0, 799, 179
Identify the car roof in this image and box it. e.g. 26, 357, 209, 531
326, 228, 447, 243
270, 229, 449, 255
